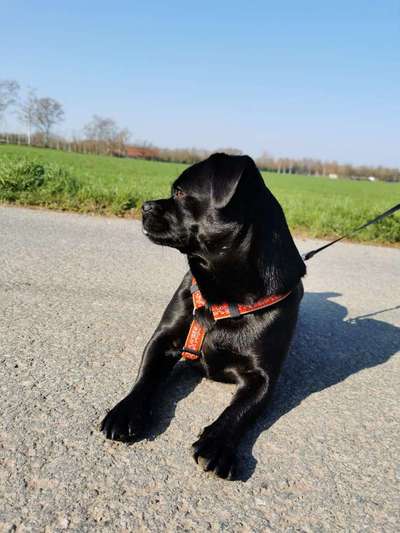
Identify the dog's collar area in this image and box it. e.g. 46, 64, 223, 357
180, 277, 292, 361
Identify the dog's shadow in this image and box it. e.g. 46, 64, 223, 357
147, 362, 203, 440
148, 292, 399, 481
238, 292, 399, 480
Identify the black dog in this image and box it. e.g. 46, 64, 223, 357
101, 153, 306, 479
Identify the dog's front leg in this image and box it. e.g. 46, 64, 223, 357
101, 274, 192, 442
192, 369, 270, 479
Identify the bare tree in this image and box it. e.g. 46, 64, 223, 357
32, 97, 64, 146
84, 115, 116, 142
216, 147, 243, 156
83, 115, 130, 154
17, 88, 37, 145
0, 79, 20, 123
256, 150, 274, 170
113, 127, 131, 152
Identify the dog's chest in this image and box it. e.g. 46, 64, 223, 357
193, 307, 257, 380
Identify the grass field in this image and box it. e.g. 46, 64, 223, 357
0, 144, 399, 244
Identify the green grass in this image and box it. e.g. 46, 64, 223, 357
0, 144, 399, 244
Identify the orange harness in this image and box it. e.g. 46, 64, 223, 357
181, 279, 292, 360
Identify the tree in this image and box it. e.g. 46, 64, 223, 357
0, 79, 20, 123
113, 127, 131, 152
18, 88, 37, 145
32, 97, 64, 146
216, 147, 243, 156
256, 150, 274, 171
84, 115, 116, 142
83, 115, 131, 154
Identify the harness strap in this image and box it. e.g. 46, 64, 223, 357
180, 279, 292, 361
180, 319, 206, 360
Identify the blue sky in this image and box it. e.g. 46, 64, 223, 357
1, 0, 399, 166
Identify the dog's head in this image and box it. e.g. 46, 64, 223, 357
142, 153, 305, 301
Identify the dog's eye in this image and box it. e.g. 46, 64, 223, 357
174, 188, 186, 199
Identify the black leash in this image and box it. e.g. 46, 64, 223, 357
302, 203, 400, 261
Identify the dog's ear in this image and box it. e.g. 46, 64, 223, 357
209, 153, 257, 208
261, 195, 307, 294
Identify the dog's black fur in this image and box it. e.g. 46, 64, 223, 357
101, 153, 306, 479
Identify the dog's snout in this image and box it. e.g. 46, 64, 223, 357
142, 201, 157, 213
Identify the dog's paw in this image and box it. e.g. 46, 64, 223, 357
100, 396, 147, 442
192, 427, 237, 480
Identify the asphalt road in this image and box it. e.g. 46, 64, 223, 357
0, 206, 399, 532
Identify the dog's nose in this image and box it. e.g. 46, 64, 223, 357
142, 201, 156, 213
